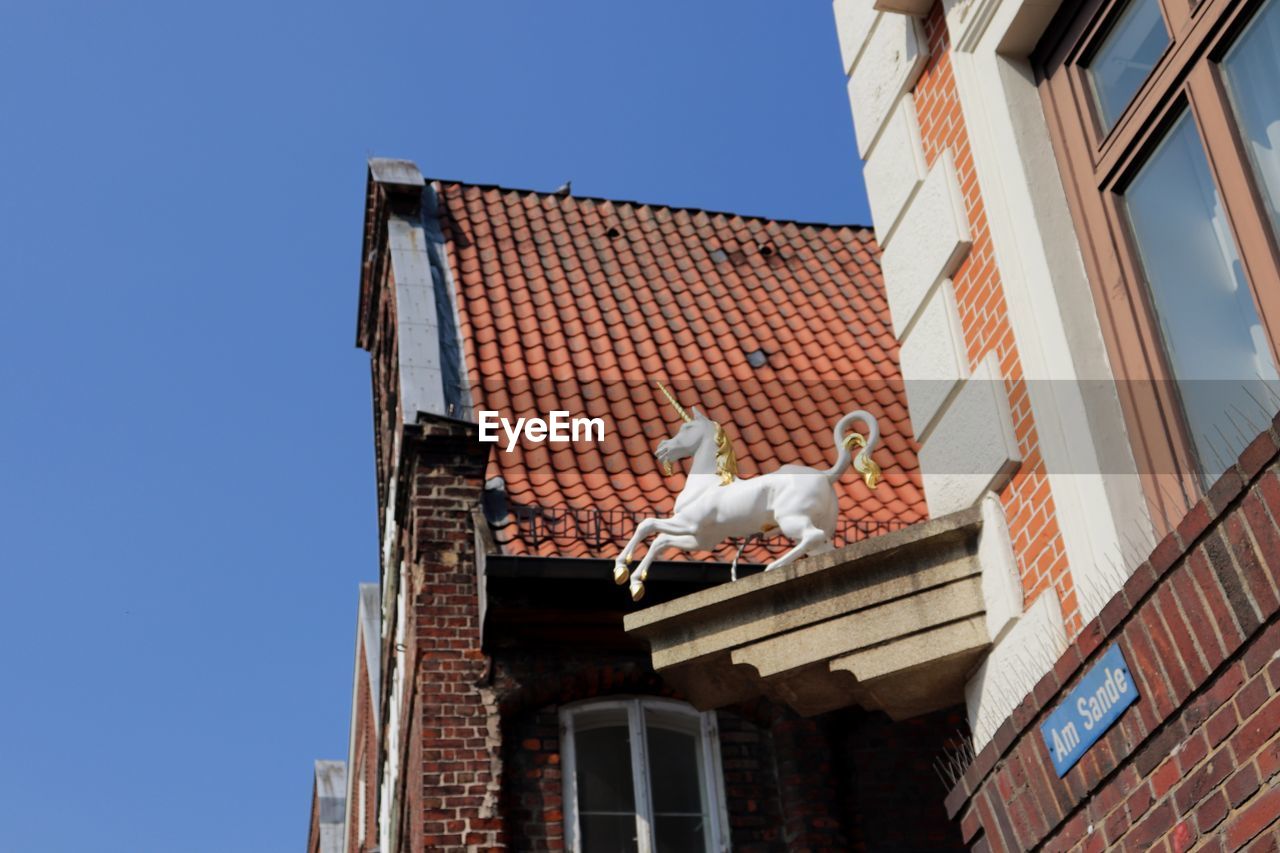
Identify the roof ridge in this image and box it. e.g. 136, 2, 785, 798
427, 177, 874, 234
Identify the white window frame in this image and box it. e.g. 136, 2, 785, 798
559, 697, 730, 853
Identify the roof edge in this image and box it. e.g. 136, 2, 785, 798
427, 175, 875, 233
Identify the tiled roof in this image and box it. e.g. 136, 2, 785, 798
437, 181, 926, 561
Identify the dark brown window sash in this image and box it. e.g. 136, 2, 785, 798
1035, 0, 1280, 529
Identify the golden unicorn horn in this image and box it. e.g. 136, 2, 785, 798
656, 380, 693, 423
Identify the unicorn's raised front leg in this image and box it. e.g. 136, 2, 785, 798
615, 516, 694, 584
614, 517, 663, 584
629, 533, 699, 602
764, 516, 831, 573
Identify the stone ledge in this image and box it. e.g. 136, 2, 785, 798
874, 0, 934, 16
624, 507, 993, 719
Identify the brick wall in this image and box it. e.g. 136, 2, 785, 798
833, 705, 967, 851
348, 633, 377, 853
716, 708, 787, 851
492, 651, 794, 851
486, 646, 968, 851
498, 699, 800, 852
492, 652, 663, 852
401, 415, 505, 851
913, 2, 1078, 632
768, 714, 850, 851
946, 420, 1280, 851
500, 707, 563, 851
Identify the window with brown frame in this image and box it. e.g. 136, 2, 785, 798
1036, 0, 1280, 529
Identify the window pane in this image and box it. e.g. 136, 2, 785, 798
574, 714, 640, 853
1088, 0, 1169, 131
653, 817, 707, 853
1124, 112, 1280, 483
573, 719, 636, 816
579, 815, 640, 853
646, 727, 704, 815
646, 710, 709, 853
1223, 0, 1280, 242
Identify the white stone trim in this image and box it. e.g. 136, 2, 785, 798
862, 94, 928, 246
846, 11, 928, 156
378, 561, 409, 853
880, 150, 972, 339
899, 279, 968, 442
965, 589, 1068, 749
833, 0, 879, 74
940, 0, 1154, 623
918, 352, 1022, 516
978, 492, 1023, 643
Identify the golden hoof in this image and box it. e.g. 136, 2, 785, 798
630, 583, 645, 602
613, 563, 630, 585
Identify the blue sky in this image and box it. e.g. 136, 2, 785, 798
0, 2, 868, 850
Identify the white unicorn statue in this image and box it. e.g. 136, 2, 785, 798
615, 381, 882, 601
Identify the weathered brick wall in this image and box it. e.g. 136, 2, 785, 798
488, 644, 970, 851
404, 416, 505, 850
833, 705, 967, 851
348, 637, 378, 853
500, 707, 563, 851
913, 1, 1077, 631
492, 652, 790, 851
716, 709, 787, 851
771, 714, 849, 851
947, 422, 1280, 851
497, 701, 798, 853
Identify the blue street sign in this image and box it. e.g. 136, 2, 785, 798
1040, 644, 1138, 777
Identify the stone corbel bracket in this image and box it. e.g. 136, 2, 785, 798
624, 500, 1023, 721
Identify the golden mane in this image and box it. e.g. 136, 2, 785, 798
713, 422, 738, 486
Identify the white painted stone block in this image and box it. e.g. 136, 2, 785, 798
965, 590, 1066, 749
833, 0, 879, 74
978, 492, 1023, 643
847, 13, 927, 156
919, 352, 1021, 516
899, 280, 966, 441
880, 151, 972, 337
863, 94, 928, 245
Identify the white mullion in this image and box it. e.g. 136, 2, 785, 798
559, 708, 582, 853
700, 711, 731, 853
628, 700, 654, 853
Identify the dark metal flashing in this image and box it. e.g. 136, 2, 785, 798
485, 554, 763, 583
420, 184, 469, 420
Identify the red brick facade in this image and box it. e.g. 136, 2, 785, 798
947, 421, 1280, 851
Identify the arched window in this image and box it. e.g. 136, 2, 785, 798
559, 698, 729, 853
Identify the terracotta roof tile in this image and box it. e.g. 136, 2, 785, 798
437, 181, 926, 562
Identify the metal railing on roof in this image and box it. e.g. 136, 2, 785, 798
496, 503, 910, 560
